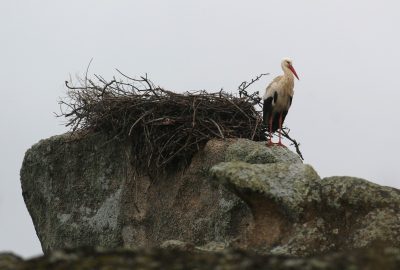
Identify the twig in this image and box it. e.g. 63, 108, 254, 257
209, 119, 224, 139
281, 127, 304, 160
238, 73, 269, 110
85, 58, 93, 89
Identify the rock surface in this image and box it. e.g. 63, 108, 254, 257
21, 134, 298, 253
0, 253, 22, 270
20, 133, 400, 258
210, 163, 400, 255
2, 244, 400, 270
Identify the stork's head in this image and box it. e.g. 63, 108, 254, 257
281, 58, 299, 80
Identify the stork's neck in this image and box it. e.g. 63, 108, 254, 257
282, 66, 295, 82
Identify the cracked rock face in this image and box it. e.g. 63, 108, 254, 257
210, 160, 400, 255
21, 133, 127, 252
21, 135, 400, 257
21, 135, 259, 253
211, 162, 321, 219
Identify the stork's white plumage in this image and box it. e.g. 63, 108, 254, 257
263, 58, 299, 146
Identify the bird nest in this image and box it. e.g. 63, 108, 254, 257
59, 72, 268, 174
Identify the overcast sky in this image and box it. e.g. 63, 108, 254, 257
1, 0, 400, 258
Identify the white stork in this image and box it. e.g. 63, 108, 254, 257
263, 58, 299, 146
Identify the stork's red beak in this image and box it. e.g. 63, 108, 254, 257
289, 65, 300, 80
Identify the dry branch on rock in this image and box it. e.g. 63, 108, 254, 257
58, 73, 267, 172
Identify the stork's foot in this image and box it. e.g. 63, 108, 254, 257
266, 141, 286, 147
275, 142, 286, 147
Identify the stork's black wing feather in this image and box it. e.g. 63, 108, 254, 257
270, 111, 287, 132
263, 95, 293, 133
263, 96, 273, 128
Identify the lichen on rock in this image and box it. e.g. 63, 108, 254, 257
210, 161, 321, 219
321, 176, 400, 210
224, 139, 302, 164
210, 149, 400, 255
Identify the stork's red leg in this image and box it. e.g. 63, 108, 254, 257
277, 112, 285, 147
278, 112, 282, 144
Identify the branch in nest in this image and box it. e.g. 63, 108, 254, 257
59, 72, 266, 174
238, 73, 269, 110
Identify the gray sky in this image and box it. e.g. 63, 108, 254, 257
1, 0, 400, 258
